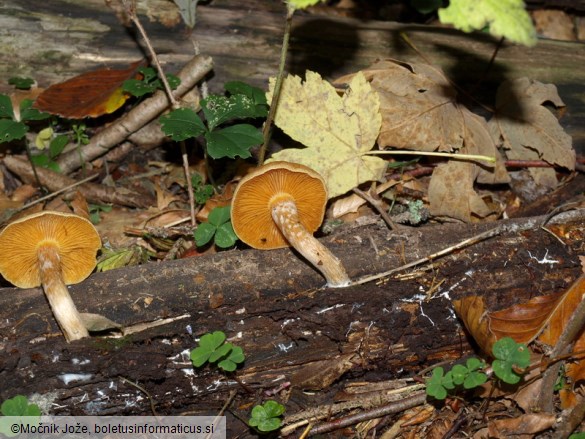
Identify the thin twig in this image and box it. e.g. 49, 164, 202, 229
20, 173, 99, 210
258, 3, 295, 165
205, 390, 236, 439
121, 0, 196, 225
119, 376, 158, 417
351, 224, 509, 286
352, 187, 396, 230
304, 392, 426, 436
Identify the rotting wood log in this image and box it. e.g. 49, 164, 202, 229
0, 0, 584, 154
0, 210, 583, 421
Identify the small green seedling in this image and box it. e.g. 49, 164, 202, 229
194, 206, 237, 249
8, 77, 35, 90
426, 337, 528, 400
190, 330, 245, 372
123, 67, 181, 98
191, 173, 214, 205
0, 94, 50, 143
491, 336, 530, 384
0, 395, 41, 437
160, 81, 267, 160
30, 131, 68, 172
88, 203, 113, 225
248, 400, 285, 433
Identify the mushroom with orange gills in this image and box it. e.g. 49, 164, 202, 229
0, 211, 101, 342
231, 161, 350, 287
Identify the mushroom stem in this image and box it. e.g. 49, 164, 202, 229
272, 200, 351, 288
37, 245, 89, 342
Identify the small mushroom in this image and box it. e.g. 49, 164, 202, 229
231, 161, 350, 287
0, 211, 101, 341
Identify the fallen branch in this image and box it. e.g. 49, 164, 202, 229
55, 54, 213, 174
3, 155, 153, 208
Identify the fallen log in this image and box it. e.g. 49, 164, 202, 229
0, 210, 582, 420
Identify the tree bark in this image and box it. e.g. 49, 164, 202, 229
0, 210, 583, 418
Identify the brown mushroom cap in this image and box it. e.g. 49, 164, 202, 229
231, 161, 328, 249
0, 211, 101, 288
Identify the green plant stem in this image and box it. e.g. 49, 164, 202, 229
258, 4, 295, 165
363, 150, 496, 164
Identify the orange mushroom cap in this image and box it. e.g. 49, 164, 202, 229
231, 161, 328, 249
0, 211, 101, 288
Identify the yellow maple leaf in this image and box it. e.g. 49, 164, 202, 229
266, 71, 385, 198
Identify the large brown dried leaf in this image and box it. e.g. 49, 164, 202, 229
455, 276, 585, 385
487, 413, 556, 438
452, 296, 496, 354
337, 60, 508, 222
347, 60, 463, 152
539, 275, 585, 383
454, 292, 564, 355
489, 78, 575, 188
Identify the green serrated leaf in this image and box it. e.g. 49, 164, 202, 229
194, 184, 214, 205
123, 78, 156, 97
205, 124, 261, 159
19, 99, 50, 121
224, 81, 268, 107
202, 94, 265, 131
160, 107, 206, 141
287, 0, 323, 9
215, 222, 237, 248
0, 94, 14, 118
0, 119, 27, 143
194, 222, 217, 247
9, 77, 35, 90
207, 206, 231, 226
438, 0, 537, 46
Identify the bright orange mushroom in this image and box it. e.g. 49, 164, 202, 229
231, 161, 350, 287
0, 211, 101, 341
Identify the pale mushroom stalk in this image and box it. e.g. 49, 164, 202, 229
37, 245, 89, 342
272, 200, 350, 288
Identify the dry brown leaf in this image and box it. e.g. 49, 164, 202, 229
487, 413, 556, 438
489, 78, 575, 188
342, 59, 464, 152
452, 296, 496, 354
539, 275, 585, 383
338, 60, 508, 222
488, 292, 564, 344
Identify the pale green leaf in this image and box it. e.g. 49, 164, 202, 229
438, 0, 537, 46
287, 0, 323, 9
267, 71, 385, 198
